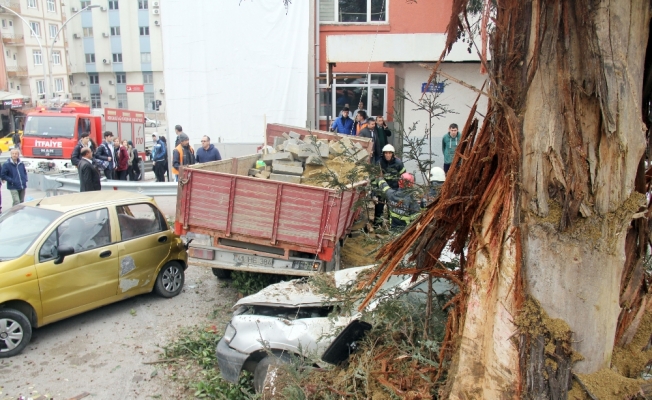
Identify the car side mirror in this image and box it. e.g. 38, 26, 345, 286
54, 246, 74, 265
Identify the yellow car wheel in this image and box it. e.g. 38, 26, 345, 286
154, 261, 185, 298
0, 308, 32, 358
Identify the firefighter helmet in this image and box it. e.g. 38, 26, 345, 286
382, 144, 395, 153
399, 172, 415, 189
430, 166, 446, 182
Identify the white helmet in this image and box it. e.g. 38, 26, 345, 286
430, 166, 445, 182
382, 144, 395, 153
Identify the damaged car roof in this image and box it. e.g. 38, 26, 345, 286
233, 265, 375, 308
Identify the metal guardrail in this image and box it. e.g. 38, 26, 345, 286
43, 174, 178, 197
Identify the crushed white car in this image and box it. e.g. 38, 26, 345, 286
216, 262, 455, 392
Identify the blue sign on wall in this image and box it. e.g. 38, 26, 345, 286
421, 82, 444, 93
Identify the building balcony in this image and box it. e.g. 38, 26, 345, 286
0, 0, 21, 13
6, 65, 28, 77
2, 33, 24, 45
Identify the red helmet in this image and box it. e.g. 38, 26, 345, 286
398, 172, 415, 189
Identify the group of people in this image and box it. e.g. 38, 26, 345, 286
151, 125, 222, 182
74, 124, 223, 189
71, 130, 142, 192
330, 103, 457, 231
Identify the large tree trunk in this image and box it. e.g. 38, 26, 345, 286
446, 0, 650, 396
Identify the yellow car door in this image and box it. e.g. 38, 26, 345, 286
35, 208, 119, 323
115, 203, 174, 296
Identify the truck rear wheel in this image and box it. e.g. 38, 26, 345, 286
324, 242, 341, 272
212, 268, 232, 279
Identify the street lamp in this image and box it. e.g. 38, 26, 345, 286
48, 4, 100, 102
0, 4, 48, 103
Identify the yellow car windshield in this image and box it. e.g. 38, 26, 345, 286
0, 206, 62, 260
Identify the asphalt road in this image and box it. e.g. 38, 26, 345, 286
0, 266, 237, 400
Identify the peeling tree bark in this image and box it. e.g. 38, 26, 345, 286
448, 0, 650, 396
363, 0, 650, 398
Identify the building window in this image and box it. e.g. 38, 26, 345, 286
112, 53, 123, 63
55, 78, 64, 92
83, 27, 93, 37
81, 0, 90, 8
49, 24, 58, 39
85, 53, 95, 63
89, 74, 99, 84
117, 93, 128, 109
52, 50, 61, 65
8, 21, 11, 27
1, 20, 6, 28
29, 21, 40, 37
9, 82, 13, 89
108, 1, 118, 10
33, 50, 42, 65
116, 73, 126, 84
72, 93, 81, 100
110, 26, 120, 36
140, 52, 151, 63
47, 0, 55, 12
91, 93, 101, 108
320, 0, 387, 23
139, 26, 149, 36
36, 80, 45, 95
319, 73, 387, 119
138, 0, 148, 9
144, 93, 155, 111
27, 0, 37, 8
143, 72, 153, 84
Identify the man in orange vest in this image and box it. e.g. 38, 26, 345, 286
172, 133, 196, 181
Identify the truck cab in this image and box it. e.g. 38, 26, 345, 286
21, 104, 102, 172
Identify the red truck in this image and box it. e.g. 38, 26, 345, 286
175, 124, 371, 277
21, 104, 145, 175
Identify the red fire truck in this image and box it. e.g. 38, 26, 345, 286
20, 104, 146, 175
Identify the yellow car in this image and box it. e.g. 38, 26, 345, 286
0, 191, 188, 357
0, 131, 21, 154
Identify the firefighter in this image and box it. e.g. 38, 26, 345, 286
374, 144, 406, 228
377, 172, 421, 230
429, 166, 446, 198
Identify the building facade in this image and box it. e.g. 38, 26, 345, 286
65, 0, 164, 114
318, 0, 489, 172
0, 0, 70, 103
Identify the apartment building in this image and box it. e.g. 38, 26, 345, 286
0, 0, 70, 105
65, 0, 164, 114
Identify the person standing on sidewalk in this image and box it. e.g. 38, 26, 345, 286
172, 133, 196, 180
78, 148, 101, 192
195, 136, 221, 163
151, 133, 168, 182
94, 131, 116, 180
174, 125, 184, 147
442, 123, 459, 174
1, 148, 28, 206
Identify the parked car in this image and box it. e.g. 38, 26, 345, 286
145, 117, 160, 127
216, 261, 455, 392
0, 191, 189, 358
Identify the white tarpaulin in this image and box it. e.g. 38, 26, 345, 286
160, 1, 309, 145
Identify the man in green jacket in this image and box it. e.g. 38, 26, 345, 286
441, 123, 459, 174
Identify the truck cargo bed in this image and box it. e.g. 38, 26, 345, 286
175, 130, 369, 263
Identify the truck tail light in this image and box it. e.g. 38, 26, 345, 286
189, 248, 215, 260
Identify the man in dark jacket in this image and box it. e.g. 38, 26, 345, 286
174, 125, 183, 147
172, 133, 195, 180
1, 148, 28, 206
359, 118, 383, 163
196, 135, 222, 163
94, 131, 116, 180
375, 116, 392, 150
71, 132, 95, 167
78, 148, 101, 192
